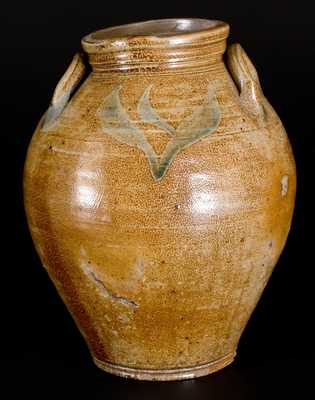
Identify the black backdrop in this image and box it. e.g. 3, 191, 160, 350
1, 1, 314, 398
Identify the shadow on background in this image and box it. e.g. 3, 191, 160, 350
3, 350, 312, 399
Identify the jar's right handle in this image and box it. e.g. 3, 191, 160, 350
227, 43, 270, 126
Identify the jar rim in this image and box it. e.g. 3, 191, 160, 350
82, 18, 229, 53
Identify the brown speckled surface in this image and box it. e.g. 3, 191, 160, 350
23, 19, 296, 380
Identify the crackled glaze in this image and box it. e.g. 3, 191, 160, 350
24, 18, 296, 381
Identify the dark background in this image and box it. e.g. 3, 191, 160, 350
1, 0, 314, 398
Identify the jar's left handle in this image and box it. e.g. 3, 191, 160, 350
42, 53, 86, 131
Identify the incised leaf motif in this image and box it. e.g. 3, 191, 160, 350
98, 84, 221, 181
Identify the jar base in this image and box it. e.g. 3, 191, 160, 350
92, 351, 236, 381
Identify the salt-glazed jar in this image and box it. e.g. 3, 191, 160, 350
24, 19, 296, 380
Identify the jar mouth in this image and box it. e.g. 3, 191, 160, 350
81, 18, 229, 73
84, 19, 225, 41
82, 18, 229, 51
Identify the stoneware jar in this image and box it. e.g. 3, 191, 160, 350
24, 18, 296, 381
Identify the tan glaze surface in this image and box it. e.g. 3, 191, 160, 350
24, 19, 296, 381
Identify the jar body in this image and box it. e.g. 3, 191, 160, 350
24, 21, 296, 380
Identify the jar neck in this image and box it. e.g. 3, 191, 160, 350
81, 19, 229, 74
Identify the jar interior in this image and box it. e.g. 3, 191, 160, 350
87, 18, 221, 41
